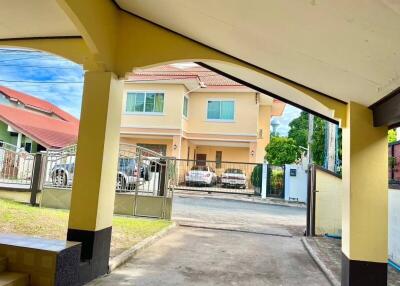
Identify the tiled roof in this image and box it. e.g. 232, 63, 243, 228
128, 65, 249, 90
0, 86, 79, 125
0, 104, 78, 149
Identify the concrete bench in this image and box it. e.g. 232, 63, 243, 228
0, 234, 81, 286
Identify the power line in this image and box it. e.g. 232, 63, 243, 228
0, 55, 73, 63
0, 64, 82, 70
0, 79, 83, 84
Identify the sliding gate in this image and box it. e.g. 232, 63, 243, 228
41, 144, 175, 219
174, 159, 261, 196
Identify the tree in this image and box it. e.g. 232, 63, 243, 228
288, 111, 327, 166
388, 129, 397, 143
265, 137, 300, 165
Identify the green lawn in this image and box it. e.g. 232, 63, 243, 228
0, 199, 172, 258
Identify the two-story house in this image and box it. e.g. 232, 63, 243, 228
120, 65, 285, 164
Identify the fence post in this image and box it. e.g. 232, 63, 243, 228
306, 164, 316, 236
159, 159, 167, 197
30, 153, 43, 206
261, 163, 268, 199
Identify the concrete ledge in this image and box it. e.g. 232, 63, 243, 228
301, 237, 340, 286
108, 222, 176, 272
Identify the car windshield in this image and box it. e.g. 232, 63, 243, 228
191, 166, 208, 171
224, 169, 243, 174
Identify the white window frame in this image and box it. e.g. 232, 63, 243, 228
183, 95, 189, 119
206, 98, 235, 122
125, 90, 166, 115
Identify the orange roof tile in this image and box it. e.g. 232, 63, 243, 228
0, 86, 79, 125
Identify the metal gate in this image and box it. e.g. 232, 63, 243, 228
175, 159, 261, 195
41, 143, 175, 219
267, 165, 285, 198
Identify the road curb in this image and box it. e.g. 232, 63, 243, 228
301, 237, 340, 286
108, 222, 177, 273
175, 193, 306, 209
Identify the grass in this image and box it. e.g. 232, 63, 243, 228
0, 199, 172, 258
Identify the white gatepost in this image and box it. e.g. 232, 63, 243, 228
261, 163, 268, 199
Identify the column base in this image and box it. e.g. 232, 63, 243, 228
67, 227, 112, 284
341, 252, 387, 286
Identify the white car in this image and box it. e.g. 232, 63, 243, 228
185, 165, 217, 186
221, 168, 247, 189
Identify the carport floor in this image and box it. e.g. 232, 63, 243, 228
89, 226, 329, 286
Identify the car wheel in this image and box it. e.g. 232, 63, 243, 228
53, 171, 66, 187
116, 176, 126, 191
144, 169, 153, 181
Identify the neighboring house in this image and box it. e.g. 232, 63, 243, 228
0, 86, 79, 152
120, 65, 285, 164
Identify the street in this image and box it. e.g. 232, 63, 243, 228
90, 194, 329, 286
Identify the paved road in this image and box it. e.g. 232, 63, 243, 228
90, 195, 329, 286
173, 195, 306, 236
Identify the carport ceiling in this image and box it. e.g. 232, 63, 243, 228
1, 1, 399, 109
116, 0, 400, 107
0, 0, 79, 39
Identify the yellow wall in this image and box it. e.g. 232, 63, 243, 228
186, 91, 258, 134
315, 169, 343, 236
194, 145, 249, 163
122, 83, 186, 129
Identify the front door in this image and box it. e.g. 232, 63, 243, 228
196, 154, 207, 166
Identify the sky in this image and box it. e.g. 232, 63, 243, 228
0, 49, 301, 135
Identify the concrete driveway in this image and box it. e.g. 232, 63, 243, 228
89, 195, 329, 286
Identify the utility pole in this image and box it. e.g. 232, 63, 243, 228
325, 122, 337, 172
307, 113, 314, 165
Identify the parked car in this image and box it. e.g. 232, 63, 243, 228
221, 168, 247, 189
50, 158, 151, 189
185, 165, 217, 187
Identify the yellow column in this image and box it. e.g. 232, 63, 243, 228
255, 105, 271, 163
172, 135, 182, 159
67, 71, 123, 281
341, 102, 388, 286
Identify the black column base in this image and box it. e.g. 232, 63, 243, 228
342, 252, 387, 286
67, 227, 112, 285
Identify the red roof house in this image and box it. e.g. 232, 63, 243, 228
0, 86, 79, 149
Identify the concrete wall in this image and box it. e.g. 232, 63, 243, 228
314, 168, 343, 237
0, 189, 41, 204
284, 164, 308, 203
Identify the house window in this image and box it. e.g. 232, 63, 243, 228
126, 92, 164, 113
25, 142, 32, 153
216, 151, 222, 169
183, 96, 189, 117
207, 100, 234, 121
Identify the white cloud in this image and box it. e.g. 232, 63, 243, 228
272, 104, 302, 136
